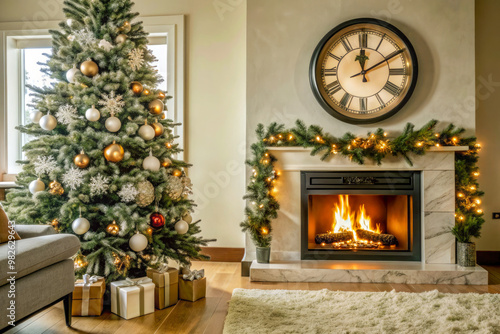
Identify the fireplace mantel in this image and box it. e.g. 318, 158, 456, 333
243, 145, 488, 285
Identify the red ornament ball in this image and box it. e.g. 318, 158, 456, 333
150, 212, 165, 229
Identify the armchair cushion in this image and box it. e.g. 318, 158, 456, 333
0, 203, 20, 243
0, 234, 80, 286
15, 224, 57, 239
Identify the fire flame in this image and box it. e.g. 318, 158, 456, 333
332, 195, 380, 240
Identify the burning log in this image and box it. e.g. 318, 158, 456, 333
315, 231, 354, 244
355, 229, 398, 246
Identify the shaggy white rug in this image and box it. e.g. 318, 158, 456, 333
223, 289, 500, 334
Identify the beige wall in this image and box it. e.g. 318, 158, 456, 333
0, 0, 247, 248
476, 0, 500, 251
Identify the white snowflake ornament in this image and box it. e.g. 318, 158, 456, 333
128, 48, 144, 71
34, 156, 58, 175
74, 28, 96, 47
55, 104, 78, 125
90, 173, 110, 197
98, 39, 113, 52
118, 183, 139, 202
62, 167, 87, 190
98, 91, 125, 115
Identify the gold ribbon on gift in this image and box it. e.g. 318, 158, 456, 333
115, 277, 151, 317
75, 274, 103, 316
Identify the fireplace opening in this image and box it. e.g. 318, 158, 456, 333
301, 171, 421, 261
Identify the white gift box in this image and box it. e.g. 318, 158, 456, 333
111, 277, 155, 319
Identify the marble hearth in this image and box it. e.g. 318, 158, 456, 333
243, 146, 488, 285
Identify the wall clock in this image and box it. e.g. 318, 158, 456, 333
310, 18, 418, 124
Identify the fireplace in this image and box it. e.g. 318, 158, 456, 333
301, 171, 421, 261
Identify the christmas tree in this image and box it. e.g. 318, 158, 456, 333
3, 0, 212, 282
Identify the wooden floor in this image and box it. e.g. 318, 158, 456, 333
5, 262, 500, 334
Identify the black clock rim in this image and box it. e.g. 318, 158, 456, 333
309, 18, 419, 125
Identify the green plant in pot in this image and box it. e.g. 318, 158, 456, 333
451, 216, 484, 267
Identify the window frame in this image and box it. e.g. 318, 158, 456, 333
0, 15, 185, 177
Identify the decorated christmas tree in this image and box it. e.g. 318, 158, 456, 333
3, 0, 211, 282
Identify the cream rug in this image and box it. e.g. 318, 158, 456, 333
223, 289, 500, 334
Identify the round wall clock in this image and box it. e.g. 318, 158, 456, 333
310, 18, 418, 124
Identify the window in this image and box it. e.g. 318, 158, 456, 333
0, 15, 184, 176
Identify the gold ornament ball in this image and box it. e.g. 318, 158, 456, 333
143, 88, 151, 96
136, 181, 155, 207
49, 180, 64, 196
74, 150, 90, 168
172, 169, 182, 177
152, 121, 164, 137
51, 219, 59, 227
120, 21, 131, 33
157, 91, 166, 99
160, 113, 166, 120
148, 99, 164, 115
80, 59, 99, 77
115, 34, 127, 44
104, 141, 125, 163
130, 81, 143, 95
162, 158, 172, 168
106, 221, 120, 236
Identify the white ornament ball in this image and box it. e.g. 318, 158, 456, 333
66, 19, 74, 27
143, 153, 160, 172
183, 213, 193, 224
138, 124, 155, 141
39, 114, 57, 131
85, 105, 100, 122
105, 116, 121, 132
66, 66, 80, 84
29, 110, 43, 123
175, 220, 189, 235
129, 233, 148, 252
29, 178, 45, 194
72, 217, 90, 235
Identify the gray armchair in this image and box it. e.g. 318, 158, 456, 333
0, 225, 80, 330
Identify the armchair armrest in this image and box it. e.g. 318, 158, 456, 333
15, 224, 57, 239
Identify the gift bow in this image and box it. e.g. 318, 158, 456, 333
183, 269, 204, 281
157, 263, 170, 273
114, 277, 152, 317
122, 277, 152, 287
82, 274, 103, 286
77, 274, 103, 316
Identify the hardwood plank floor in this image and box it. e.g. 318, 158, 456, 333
4, 262, 500, 334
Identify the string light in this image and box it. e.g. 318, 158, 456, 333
269, 136, 275, 142
259, 204, 264, 209
477, 209, 483, 214
261, 227, 269, 235
475, 198, 481, 205
288, 134, 294, 141
435, 133, 440, 137
452, 137, 458, 143
277, 134, 283, 140
383, 132, 388, 137
457, 193, 465, 198
416, 142, 423, 147
473, 172, 480, 177
165, 142, 172, 149
469, 186, 476, 191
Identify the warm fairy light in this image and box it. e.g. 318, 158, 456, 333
459, 215, 465, 220
473, 172, 480, 177
316, 136, 323, 142
262, 159, 270, 164
51, 219, 59, 227
146, 227, 153, 235
269, 136, 275, 141
475, 143, 481, 148
457, 193, 465, 198
383, 132, 388, 137
251, 201, 256, 205
288, 134, 294, 141
348, 145, 352, 150
165, 142, 172, 149
470, 186, 476, 191
321, 242, 326, 247
452, 137, 458, 143
475, 198, 481, 205
261, 227, 269, 235
259, 204, 264, 209
173, 169, 182, 177
416, 142, 423, 147
276, 171, 281, 176
266, 177, 272, 182
370, 134, 375, 139
435, 133, 440, 137
477, 209, 483, 214
435, 143, 440, 147
272, 188, 278, 193
277, 134, 283, 139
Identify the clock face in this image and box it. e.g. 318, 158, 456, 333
310, 18, 418, 124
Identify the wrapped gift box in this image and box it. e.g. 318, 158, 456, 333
178, 276, 206, 302
72, 275, 106, 316
146, 267, 179, 309
111, 277, 155, 319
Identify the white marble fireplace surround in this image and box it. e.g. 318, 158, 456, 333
246, 146, 488, 285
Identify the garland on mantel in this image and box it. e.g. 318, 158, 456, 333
241, 119, 484, 248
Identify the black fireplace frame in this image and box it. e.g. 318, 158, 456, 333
301, 171, 421, 261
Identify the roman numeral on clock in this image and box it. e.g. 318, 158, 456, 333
323, 67, 337, 76
389, 68, 405, 75
326, 80, 342, 95
340, 92, 353, 108
375, 93, 385, 107
359, 97, 367, 111
383, 81, 401, 96
328, 52, 341, 61
375, 34, 386, 51
341, 38, 352, 52
359, 33, 367, 49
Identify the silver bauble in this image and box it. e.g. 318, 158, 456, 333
66, 66, 80, 84
85, 105, 100, 122
72, 217, 90, 235
136, 181, 155, 207
115, 34, 127, 44
105, 116, 121, 132
39, 114, 57, 131
29, 178, 45, 194
142, 151, 160, 172
138, 123, 155, 141
175, 220, 189, 235
129, 232, 148, 252
183, 213, 193, 224
29, 110, 43, 123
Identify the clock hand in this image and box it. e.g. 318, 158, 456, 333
350, 48, 405, 79
354, 49, 369, 82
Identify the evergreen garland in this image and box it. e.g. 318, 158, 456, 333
241, 120, 484, 248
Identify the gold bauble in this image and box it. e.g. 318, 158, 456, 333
74, 150, 90, 168
172, 169, 182, 177
162, 158, 172, 168
152, 121, 164, 137
104, 141, 125, 163
130, 81, 143, 95
115, 34, 127, 44
148, 99, 164, 115
160, 113, 166, 120
119, 21, 131, 33
136, 181, 155, 207
157, 91, 166, 99
106, 221, 120, 236
80, 59, 99, 77
49, 180, 64, 196
146, 227, 153, 235
143, 88, 151, 96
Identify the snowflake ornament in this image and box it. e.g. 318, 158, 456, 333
98, 91, 125, 115
118, 183, 139, 202
90, 174, 110, 197
62, 167, 87, 190
55, 104, 78, 125
74, 28, 96, 47
34, 156, 58, 175
128, 48, 144, 71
